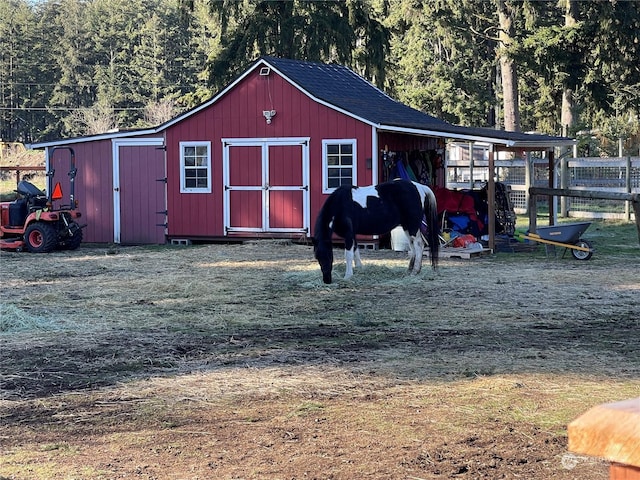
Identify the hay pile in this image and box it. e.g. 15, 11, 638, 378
0, 303, 60, 332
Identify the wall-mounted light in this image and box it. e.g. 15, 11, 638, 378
263, 110, 276, 124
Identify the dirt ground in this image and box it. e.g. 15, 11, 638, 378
1, 239, 639, 479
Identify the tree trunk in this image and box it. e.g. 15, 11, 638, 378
496, 0, 520, 132
561, 0, 579, 136
561, 88, 574, 137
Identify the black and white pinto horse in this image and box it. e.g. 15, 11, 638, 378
313, 179, 439, 284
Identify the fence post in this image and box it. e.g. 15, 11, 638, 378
560, 155, 569, 217
626, 156, 632, 221
548, 149, 556, 225
528, 191, 537, 233
468, 142, 474, 190
568, 397, 640, 479
633, 194, 640, 245
524, 151, 531, 215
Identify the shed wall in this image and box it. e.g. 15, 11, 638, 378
164, 68, 373, 238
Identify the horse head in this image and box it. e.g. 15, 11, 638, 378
313, 236, 334, 284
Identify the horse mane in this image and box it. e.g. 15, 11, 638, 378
313, 185, 353, 246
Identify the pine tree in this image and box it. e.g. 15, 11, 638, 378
387, 0, 496, 127
0, 0, 55, 142
196, 0, 389, 91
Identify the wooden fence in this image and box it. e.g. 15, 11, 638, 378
528, 187, 640, 244
0, 166, 46, 198
446, 155, 639, 221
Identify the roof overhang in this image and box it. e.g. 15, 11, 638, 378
375, 124, 576, 150
29, 128, 158, 149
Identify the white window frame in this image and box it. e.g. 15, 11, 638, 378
180, 141, 212, 193
322, 139, 357, 193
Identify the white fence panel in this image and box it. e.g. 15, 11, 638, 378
445, 155, 639, 220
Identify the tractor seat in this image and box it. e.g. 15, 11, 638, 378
17, 180, 46, 198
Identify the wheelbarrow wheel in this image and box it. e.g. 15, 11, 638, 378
571, 239, 593, 260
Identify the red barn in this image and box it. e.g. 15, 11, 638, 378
31, 57, 573, 246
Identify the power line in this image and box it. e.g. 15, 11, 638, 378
0, 82, 198, 88
0, 106, 146, 111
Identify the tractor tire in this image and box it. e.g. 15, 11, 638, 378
58, 225, 83, 250
24, 222, 59, 253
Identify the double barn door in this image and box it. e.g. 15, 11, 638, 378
223, 138, 310, 236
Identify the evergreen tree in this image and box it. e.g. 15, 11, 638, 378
0, 0, 55, 142
519, 0, 640, 143
195, 0, 389, 91
387, 0, 496, 127
0, 0, 637, 150
495, 0, 520, 131
46, 0, 204, 136
47, 0, 97, 137
178, 0, 220, 108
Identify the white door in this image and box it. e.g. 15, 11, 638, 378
222, 138, 310, 235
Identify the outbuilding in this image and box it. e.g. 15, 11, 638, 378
31, 56, 574, 248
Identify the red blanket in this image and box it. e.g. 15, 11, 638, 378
433, 187, 483, 232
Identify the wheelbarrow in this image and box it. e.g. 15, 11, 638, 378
519, 221, 594, 260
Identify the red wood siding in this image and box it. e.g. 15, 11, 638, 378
165, 68, 373, 238
50, 140, 114, 243
268, 144, 304, 230
229, 190, 262, 229
269, 190, 303, 229
378, 132, 440, 153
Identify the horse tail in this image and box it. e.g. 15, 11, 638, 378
423, 187, 439, 269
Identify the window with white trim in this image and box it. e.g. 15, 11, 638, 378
180, 141, 212, 193
322, 139, 356, 193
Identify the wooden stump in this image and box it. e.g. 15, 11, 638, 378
568, 397, 640, 479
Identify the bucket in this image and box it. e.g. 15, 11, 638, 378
390, 226, 409, 252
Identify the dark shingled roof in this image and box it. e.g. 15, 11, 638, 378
263, 56, 449, 128
262, 56, 573, 146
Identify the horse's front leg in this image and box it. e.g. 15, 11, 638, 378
353, 240, 363, 268
343, 237, 357, 280
344, 247, 354, 280
409, 234, 425, 274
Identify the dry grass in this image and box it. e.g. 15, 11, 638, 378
0, 240, 639, 479
1, 241, 638, 390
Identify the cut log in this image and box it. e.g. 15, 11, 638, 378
568, 397, 640, 479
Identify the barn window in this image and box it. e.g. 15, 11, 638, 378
322, 139, 357, 193
180, 142, 212, 193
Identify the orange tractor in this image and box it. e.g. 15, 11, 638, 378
0, 147, 84, 252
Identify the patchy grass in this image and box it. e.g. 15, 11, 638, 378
0, 226, 638, 479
